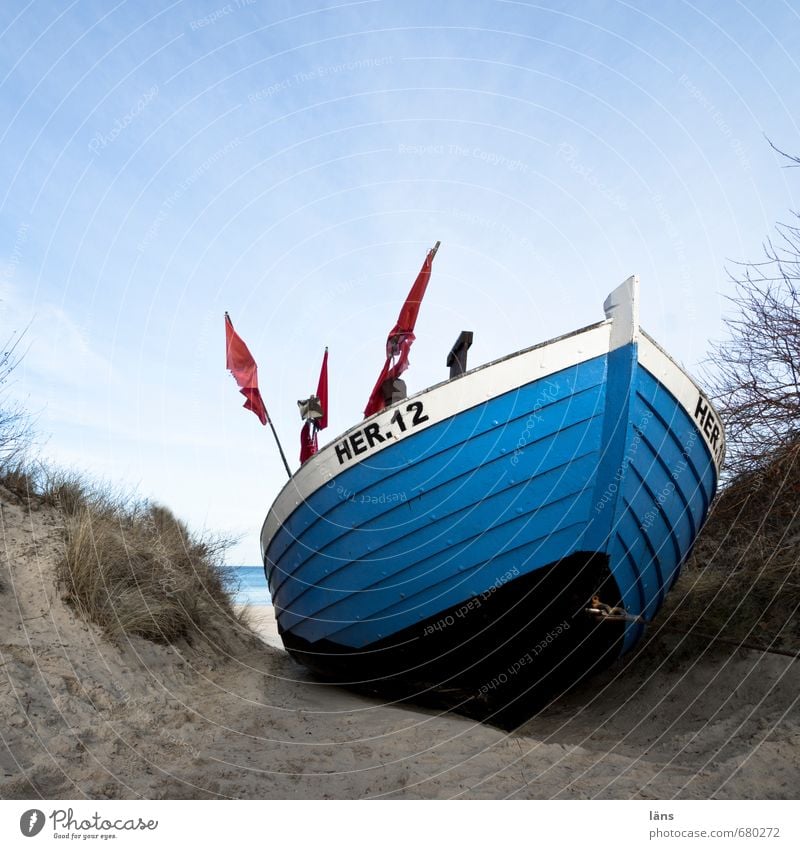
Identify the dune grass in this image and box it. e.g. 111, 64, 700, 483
0, 461, 249, 650
650, 440, 800, 656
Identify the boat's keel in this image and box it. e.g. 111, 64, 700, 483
280, 552, 627, 728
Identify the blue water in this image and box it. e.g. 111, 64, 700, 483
231, 565, 271, 606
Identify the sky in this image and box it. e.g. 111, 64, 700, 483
1, 0, 798, 565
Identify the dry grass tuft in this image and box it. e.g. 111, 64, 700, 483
41, 469, 90, 517
0, 461, 38, 505
0, 459, 250, 651
57, 489, 243, 648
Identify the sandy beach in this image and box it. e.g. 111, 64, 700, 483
2, 487, 798, 800
235, 604, 283, 650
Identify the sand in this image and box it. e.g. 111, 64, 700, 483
1, 487, 799, 799
237, 605, 283, 650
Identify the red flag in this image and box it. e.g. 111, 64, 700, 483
316, 347, 329, 431
299, 420, 318, 464
364, 357, 393, 418
364, 243, 439, 417
386, 248, 434, 358
225, 313, 268, 425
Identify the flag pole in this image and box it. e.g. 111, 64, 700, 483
225, 310, 292, 479
268, 417, 292, 479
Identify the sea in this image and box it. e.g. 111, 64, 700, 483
231, 565, 271, 606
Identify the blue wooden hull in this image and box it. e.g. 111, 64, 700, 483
261, 280, 722, 718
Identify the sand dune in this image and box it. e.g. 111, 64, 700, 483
1, 487, 798, 799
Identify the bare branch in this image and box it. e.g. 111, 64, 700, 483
0, 327, 34, 467
703, 189, 800, 476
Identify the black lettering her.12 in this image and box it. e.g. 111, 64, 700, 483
334, 401, 428, 466
694, 396, 720, 450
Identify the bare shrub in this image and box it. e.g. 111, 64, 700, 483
648, 146, 800, 658
0, 329, 33, 467
705, 148, 800, 477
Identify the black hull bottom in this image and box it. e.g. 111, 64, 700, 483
279, 552, 627, 728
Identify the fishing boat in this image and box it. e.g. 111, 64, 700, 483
258, 251, 724, 723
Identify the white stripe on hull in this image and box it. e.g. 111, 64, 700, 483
638, 333, 725, 471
